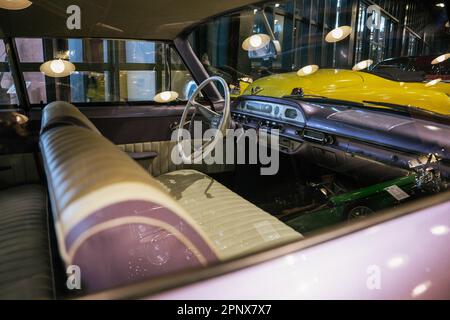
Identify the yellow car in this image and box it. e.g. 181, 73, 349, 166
242, 69, 450, 115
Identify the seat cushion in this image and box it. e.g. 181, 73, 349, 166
156, 170, 303, 260
0, 185, 54, 299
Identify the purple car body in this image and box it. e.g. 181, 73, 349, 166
153, 200, 450, 300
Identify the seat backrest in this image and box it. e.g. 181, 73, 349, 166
41, 101, 101, 134
40, 102, 218, 293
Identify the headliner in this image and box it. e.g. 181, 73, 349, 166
0, 0, 261, 40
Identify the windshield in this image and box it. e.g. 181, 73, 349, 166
189, 0, 450, 115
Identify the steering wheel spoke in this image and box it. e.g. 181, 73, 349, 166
177, 76, 231, 164
192, 101, 220, 120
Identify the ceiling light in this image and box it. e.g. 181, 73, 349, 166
325, 26, 352, 43
297, 64, 319, 76
436, 3, 445, 8
242, 33, 271, 51
154, 91, 179, 103
431, 53, 450, 65
40, 59, 76, 78
275, 3, 280, 8
425, 78, 442, 87
250, 35, 262, 47
332, 28, 344, 39
50, 59, 66, 74
0, 0, 32, 10
352, 59, 373, 71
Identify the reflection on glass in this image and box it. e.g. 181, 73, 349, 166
171, 70, 194, 101
119, 70, 156, 101
352, 59, 373, 71
0, 72, 15, 105
154, 91, 179, 103
325, 26, 352, 43
430, 225, 449, 235
242, 34, 271, 51
297, 64, 319, 76
411, 281, 432, 298
70, 71, 107, 103
23, 72, 46, 104
125, 41, 155, 64
386, 255, 408, 269
0, 0, 32, 10
10, 38, 193, 105
15, 38, 44, 62
40, 59, 76, 78
431, 53, 450, 65
425, 78, 442, 87
0, 40, 14, 105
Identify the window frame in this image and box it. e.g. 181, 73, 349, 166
0, 38, 29, 108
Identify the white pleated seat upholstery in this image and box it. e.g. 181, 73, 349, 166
156, 170, 303, 260
0, 185, 54, 299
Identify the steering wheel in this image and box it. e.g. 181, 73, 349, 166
177, 76, 231, 164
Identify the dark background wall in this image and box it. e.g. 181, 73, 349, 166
190, 0, 450, 75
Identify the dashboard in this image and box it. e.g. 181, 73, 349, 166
231, 97, 331, 154
231, 96, 450, 177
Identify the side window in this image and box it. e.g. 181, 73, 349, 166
0, 40, 16, 106
169, 48, 194, 100
14, 38, 194, 106
14, 38, 46, 104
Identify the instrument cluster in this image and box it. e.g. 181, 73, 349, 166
233, 100, 305, 126
231, 98, 308, 153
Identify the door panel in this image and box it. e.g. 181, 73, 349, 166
31, 103, 233, 177
78, 105, 186, 144
118, 140, 233, 177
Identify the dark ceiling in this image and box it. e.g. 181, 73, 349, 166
0, 0, 261, 40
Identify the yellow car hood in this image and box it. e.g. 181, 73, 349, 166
244, 69, 450, 115
245, 69, 365, 96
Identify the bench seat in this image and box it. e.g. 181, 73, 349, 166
0, 184, 54, 299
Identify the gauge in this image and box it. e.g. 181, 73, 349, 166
246, 102, 273, 114
274, 106, 280, 115
285, 108, 298, 119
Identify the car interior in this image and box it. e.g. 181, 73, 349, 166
1, 80, 449, 299
0, 0, 449, 300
